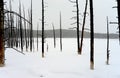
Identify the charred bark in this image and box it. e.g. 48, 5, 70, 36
0, 0, 5, 67
30, 0, 33, 51
79, 0, 88, 54
89, 0, 94, 70
42, 0, 45, 57
76, 0, 80, 54
117, 0, 120, 43
69, 0, 80, 53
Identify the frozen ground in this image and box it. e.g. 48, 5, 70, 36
0, 38, 120, 78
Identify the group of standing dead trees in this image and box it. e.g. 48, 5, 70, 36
69, 0, 94, 69
0, 0, 33, 66
0, 0, 120, 70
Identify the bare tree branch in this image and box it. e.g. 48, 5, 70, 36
69, 0, 76, 3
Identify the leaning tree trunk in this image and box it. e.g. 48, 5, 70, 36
79, 0, 88, 54
89, 0, 94, 70
117, 0, 120, 43
0, 0, 5, 67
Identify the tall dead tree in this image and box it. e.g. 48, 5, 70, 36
30, 0, 33, 51
23, 6, 28, 51
106, 16, 110, 65
89, 0, 94, 70
37, 23, 39, 51
76, 0, 80, 54
0, 0, 5, 67
19, 1, 23, 51
79, 0, 88, 54
60, 12, 62, 51
52, 23, 56, 48
69, 0, 80, 53
42, 0, 45, 57
117, 0, 120, 43
9, 0, 13, 47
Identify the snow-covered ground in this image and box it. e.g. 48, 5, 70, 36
0, 38, 120, 78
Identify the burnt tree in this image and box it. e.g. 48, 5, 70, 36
0, 0, 5, 67
30, 0, 33, 51
89, 0, 94, 70
79, 0, 88, 54
106, 16, 110, 65
42, 0, 45, 57
69, 0, 80, 53
52, 23, 56, 48
117, 0, 120, 43
76, 0, 80, 54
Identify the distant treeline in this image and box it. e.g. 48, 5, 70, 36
4, 29, 119, 39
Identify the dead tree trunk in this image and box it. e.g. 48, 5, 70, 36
60, 12, 62, 51
52, 23, 56, 48
0, 0, 5, 67
37, 23, 39, 51
23, 6, 28, 51
30, 0, 33, 51
19, 1, 23, 51
42, 0, 45, 57
106, 16, 110, 65
79, 0, 88, 54
89, 0, 94, 70
117, 0, 120, 43
69, 0, 80, 53
76, 0, 80, 54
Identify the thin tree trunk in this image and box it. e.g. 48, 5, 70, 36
27, 10, 31, 50
0, 0, 5, 67
37, 23, 39, 51
106, 16, 110, 65
23, 6, 28, 51
15, 15, 18, 48
90, 0, 94, 70
19, 1, 23, 51
30, 0, 33, 51
117, 0, 120, 43
52, 23, 56, 48
79, 0, 88, 54
69, 0, 80, 53
42, 0, 45, 57
60, 12, 62, 51
76, 0, 80, 53
9, 0, 13, 47
6, 7, 10, 47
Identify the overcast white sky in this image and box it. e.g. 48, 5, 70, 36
5, 0, 118, 33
